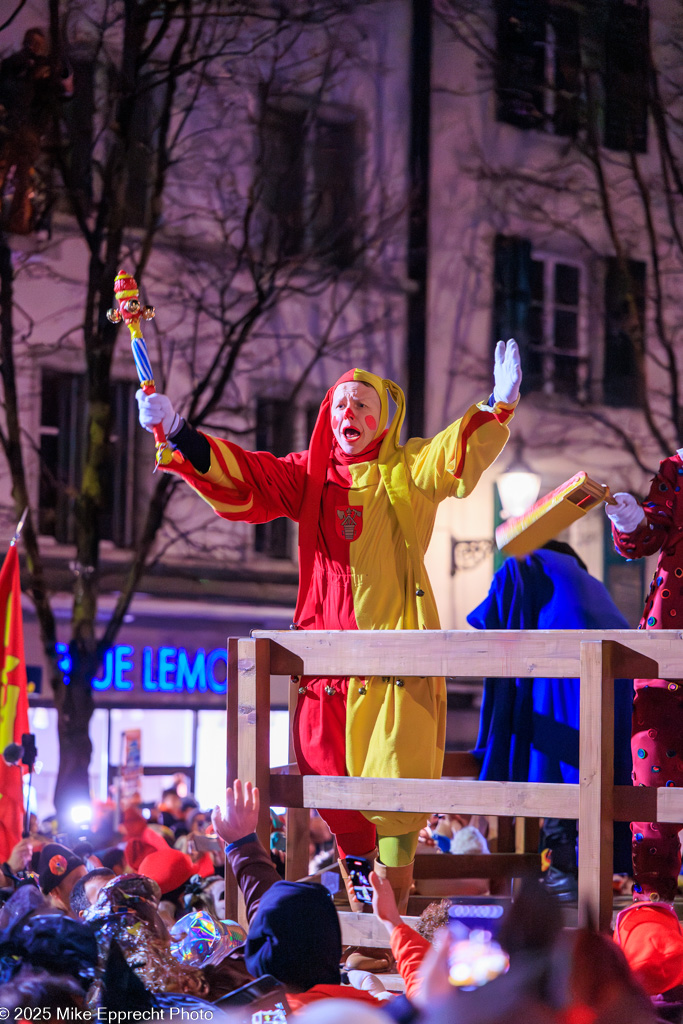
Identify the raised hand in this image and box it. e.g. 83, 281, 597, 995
212, 779, 260, 845
493, 339, 522, 404
370, 869, 402, 935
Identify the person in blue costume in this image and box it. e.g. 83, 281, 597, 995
467, 541, 634, 901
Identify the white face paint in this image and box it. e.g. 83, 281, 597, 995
330, 381, 382, 456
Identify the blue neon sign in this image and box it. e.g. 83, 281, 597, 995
55, 642, 227, 695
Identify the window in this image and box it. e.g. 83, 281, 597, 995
253, 398, 295, 559
528, 256, 586, 399
38, 371, 137, 546
492, 235, 587, 400
495, 0, 580, 136
603, 257, 644, 408
258, 100, 358, 268
495, 0, 648, 151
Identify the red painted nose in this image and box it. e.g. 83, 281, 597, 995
343, 406, 355, 421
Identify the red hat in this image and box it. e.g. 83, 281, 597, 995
139, 847, 194, 896
613, 902, 683, 995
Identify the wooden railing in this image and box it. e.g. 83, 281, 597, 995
225, 629, 683, 931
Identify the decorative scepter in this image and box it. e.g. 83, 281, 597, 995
106, 270, 172, 466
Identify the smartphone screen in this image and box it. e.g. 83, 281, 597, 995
447, 903, 509, 989
344, 855, 373, 905
193, 833, 223, 855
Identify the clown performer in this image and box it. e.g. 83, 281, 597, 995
136, 341, 522, 912
606, 459, 683, 905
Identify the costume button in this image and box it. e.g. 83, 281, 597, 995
662, 589, 671, 598
415, 588, 425, 597
652, 766, 661, 773
669, 683, 679, 691
667, 781, 675, 787
650, 892, 660, 901
358, 685, 367, 695
666, 750, 676, 757
648, 616, 657, 625
637, 748, 648, 758
634, 832, 644, 842
298, 686, 307, 695
324, 685, 335, 696
676, 568, 683, 578
395, 679, 405, 687
648, 729, 658, 738
291, 675, 300, 684
634, 883, 643, 893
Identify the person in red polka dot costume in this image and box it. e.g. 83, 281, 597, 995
607, 455, 683, 903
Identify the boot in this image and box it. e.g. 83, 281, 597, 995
337, 849, 378, 912
374, 858, 414, 915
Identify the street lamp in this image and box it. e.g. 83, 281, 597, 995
450, 442, 541, 574
496, 443, 541, 520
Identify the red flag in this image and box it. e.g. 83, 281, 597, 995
0, 544, 29, 859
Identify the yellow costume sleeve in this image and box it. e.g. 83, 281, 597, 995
404, 398, 517, 501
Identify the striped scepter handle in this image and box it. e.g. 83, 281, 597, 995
107, 270, 172, 466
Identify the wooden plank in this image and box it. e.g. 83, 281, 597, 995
515, 816, 540, 854
225, 637, 272, 926
224, 639, 239, 923
255, 628, 683, 679
339, 910, 420, 948
300, 776, 579, 818
578, 640, 614, 932
414, 852, 540, 879
232, 638, 272, 851
285, 676, 310, 883
649, 787, 683, 823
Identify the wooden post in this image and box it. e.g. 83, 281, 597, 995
579, 640, 615, 930
224, 636, 272, 923
285, 674, 311, 881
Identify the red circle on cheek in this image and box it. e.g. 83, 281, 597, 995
331, 416, 339, 430
366, 415, 377, 431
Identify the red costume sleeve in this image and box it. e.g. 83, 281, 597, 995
165, 433, 307, 524
390, 921, 431, 1001
612, 457, 678, 559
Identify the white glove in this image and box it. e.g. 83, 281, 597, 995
493, 339, 522, 404
136, 390, 182, 436
605, 492, 646, 533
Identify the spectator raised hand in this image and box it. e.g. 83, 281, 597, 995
212, 779, 259, 845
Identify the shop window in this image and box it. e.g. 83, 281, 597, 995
254, 398, 294, 559
38, 371, 137, 546
603, 257, 644, 408
495, 0, 648, 151
258, 100, 358, 269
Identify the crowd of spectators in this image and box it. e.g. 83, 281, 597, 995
0, 779, 677, 1022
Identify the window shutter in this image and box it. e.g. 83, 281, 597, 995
495, 0, 546, 129
254, 399, 294, 559
550, 5, 581, 137
603, 257, 645, 408
603, 1, 649, 153
259, 105, 306, 257
492, 234, 533, 393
